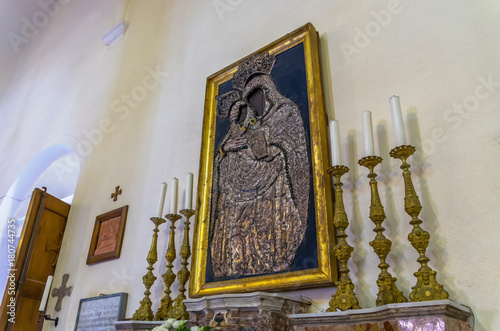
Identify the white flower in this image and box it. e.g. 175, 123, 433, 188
163, 318, 176, 328
152, 326, 168, 331
190, 326, 201, 331
172, 320, 182, 329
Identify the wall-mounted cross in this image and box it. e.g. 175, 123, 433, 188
51, 273, 73, 312
111, 186, 122, 201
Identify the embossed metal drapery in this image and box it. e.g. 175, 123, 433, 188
210, 55, 310, 279
190, 23, 336, 297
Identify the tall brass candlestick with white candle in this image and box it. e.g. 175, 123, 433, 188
133, 216, 166, 321
360, 111, 406, 306
37, 274, 60, 326
358, 112, 407, 305
155, 213, 181, 320
389, 96, 449, 302
169, 174, 194, 320
155, 178, 180, 320
326, 120, 361, 312
169, 207, 195, 320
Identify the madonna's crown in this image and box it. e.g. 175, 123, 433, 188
232, 52, 276, 91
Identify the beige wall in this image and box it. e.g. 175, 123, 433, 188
0, 0, 499, 330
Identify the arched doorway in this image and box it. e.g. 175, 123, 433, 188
0, 144, 80, 297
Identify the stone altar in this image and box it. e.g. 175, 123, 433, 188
290, 300, 472, 331
114, 296, 472, 330
185, 292, 311, 330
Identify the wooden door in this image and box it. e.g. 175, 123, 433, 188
0, 188, 70, 330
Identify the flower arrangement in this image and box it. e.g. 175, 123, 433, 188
151, 318, 211, 331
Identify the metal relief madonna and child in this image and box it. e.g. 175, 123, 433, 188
209, 52, 311, 279
191, 24, 335, 297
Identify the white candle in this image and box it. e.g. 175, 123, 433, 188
39, 275, 53, 311
390, 95, 407, 146
185, 173, 193, 210
329, 120, 341, 166
170, 177, 178, 214
362, 111, 375, 156
156, 182, 167, 217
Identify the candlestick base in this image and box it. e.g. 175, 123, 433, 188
390, 145, 449, 302
326, 165, 361, 311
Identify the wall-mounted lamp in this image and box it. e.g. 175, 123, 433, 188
102, 20, 129, 46
38, 275, 58, 327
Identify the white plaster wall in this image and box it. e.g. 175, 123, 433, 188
0, 0, 498, 330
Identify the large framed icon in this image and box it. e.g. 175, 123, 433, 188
190, 23, 336, 297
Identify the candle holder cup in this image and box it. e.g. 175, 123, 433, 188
358, 155, 407, 306
326, 165, 361, 312
389, 145, 449, 302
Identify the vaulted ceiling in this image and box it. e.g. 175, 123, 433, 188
0, 0, 44, 51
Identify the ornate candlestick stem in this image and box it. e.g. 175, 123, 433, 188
155, 213, 182, 320
358, 156, 407, 306
389, 145, 449, 302
133, 217, 166, 321
169, 209, 195, 320
327, 165, 361, 312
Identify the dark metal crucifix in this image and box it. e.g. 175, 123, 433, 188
51, 273, 73, 312
111, 186, 122, 201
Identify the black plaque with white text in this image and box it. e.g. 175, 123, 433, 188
74, 292, 127, 331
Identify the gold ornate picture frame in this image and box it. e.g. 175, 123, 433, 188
190, 23, 335, 297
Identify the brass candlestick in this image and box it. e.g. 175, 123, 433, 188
155, 213, 182, 320
390, 145, 449, 302
327, 165, 361, 312
133, 217, 166, 321
169, 209, 195, 320
358, 156, 407, 306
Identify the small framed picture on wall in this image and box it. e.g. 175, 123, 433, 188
87, 205, 128, 265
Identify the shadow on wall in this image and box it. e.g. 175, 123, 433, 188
0, 144, 80, 296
